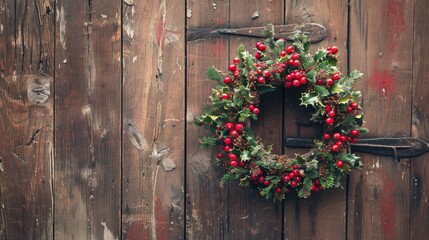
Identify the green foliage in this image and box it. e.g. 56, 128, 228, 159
207, 67, 223, 83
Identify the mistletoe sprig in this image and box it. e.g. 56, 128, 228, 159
195, 24, 367, 200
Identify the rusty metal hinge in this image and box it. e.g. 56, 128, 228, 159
284, 137, 429, 159
187, 23, 327, 43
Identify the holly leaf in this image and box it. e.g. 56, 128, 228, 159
241, 150, 251, 161
314, 49, 328, 62
330, 82, 344, 94
199, 137, 218, 148
300, 91, 321, 107
207, 67, 222, 83
238, 108, 252, 122
339, 153, 360, 166
314, 85, 330, 97
306, 69, 317, 83
310, 108, 322, 122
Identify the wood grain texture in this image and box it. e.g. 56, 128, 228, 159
54, 0, 121, 238
410, 0, 429, 238
186, 0, 229, 239
347, 0, 413, 239
283, 1, 348, 239
121, 0, 185, 239
0, 0, 54, 239
227, 1, 284, 239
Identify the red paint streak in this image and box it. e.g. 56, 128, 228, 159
155, 16, 164, 46
368, 61, 396, 99
127, 220, 150, 240
383, 0, 406, 51
155, 198, 169, 240
380, 173, 396, 240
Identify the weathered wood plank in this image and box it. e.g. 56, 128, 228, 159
186, 0, 229, 238
410, 0, 429, 239
284, 1, 349, 239
227, 1, 284, 239
121, 0, 185, 239
0, 0, 54, 239
54, 0, 121, 238
347, 0, 413, 239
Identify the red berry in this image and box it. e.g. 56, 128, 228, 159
300, 77, 308, 84
292, 53, 300, 60
264, 180, 271, 186
228, 64, 236, 72
329, 46, 339, 54
350, 102, 358, 109
288, 172, 295, 179
326, 78, 334, 86
255, 51, 262, 60
221, 93, 230, 99
224, 137, 233, 145
223, 76, 232, 84
295, 177, 301, 182
323, 133, 331, 140
276, 187, 283, 193
257, 43, 266, 51
284, 81, 292, 88
256, 41, 262, 48
332, 72, 341, 81
257, 76, 266, 84
328, 110, 336, 118
256, 169, 263, 176
217, 153, 224, 158
239, 161, 246, 167
280, 51, 287, 57
291, 181, 298, 188
228, 153, 237, 161
248, 104, 255, 111
233, 57, 240, 64
325, 105, 331, 111
341, 136, 348, 142
347, 107, 353, 113
233, 70, 240, 78
295, 71, 302, 79
230, 160, 238, 167
286, 45, 295, 54
292, 60, 300, 67
311, 184, 317, 192
253, 108, 260, 115
293, 169, 301, 176
230, 130, 239, 138
333, 132, 342, 141
224, 145, 232, 152
282, 176, 291, 183
250, 175, 258, 181
258, 176, 265, 183
225, 122, 234, 131
336, 141, 343, 146
336, 160, 344, 168
292, 80, 301, 87
325, 118, 334, 125
314, 179, 320, 186
351, 129, 360, 137
331, 144, 340, 152
293, 165, 299, 169
286, 74, 293, 81
316, 79, 324, 85
263, 70, 271, 78
235, 123, 244, 133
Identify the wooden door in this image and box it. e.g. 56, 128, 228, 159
0, 0, 428, 239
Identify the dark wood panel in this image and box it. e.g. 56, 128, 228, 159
348, 0, 413, 239
410, 0, 429, 238
0, 0, 54, 239
186, 0, 229, 238
227, 1, 284, 239
121, 0, 185, 239
283, 1, 348, 239
54, 0, 121, 238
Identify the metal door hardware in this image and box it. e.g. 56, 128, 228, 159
187, 23, 327, 43
284, 137, 429, 159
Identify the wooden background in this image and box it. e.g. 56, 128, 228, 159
0, 0, 428, 239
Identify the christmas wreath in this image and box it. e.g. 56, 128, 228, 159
194, 24, 367, 200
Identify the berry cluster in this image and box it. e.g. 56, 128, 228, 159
195, 25, 367, 200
